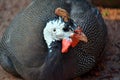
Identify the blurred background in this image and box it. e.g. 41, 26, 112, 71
0, 0, 120, 80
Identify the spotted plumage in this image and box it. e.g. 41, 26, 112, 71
0, 0, 107, 80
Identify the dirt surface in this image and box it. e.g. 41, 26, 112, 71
0, 0, 120, 80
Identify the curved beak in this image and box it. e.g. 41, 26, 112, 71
70, 30, 88, 47
78, 32, 88, 43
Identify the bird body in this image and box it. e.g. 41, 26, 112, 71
0, 0, 107, 80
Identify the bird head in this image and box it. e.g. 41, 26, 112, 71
43, 17, 87, 53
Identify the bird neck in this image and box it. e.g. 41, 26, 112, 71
46, 41, 62, 65
40, 41, 63, 80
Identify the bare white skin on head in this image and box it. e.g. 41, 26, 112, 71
43, 17, 73, 48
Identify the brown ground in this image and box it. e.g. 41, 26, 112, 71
0, 0, 120, 80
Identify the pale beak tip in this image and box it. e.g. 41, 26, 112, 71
80, 32, 88, 43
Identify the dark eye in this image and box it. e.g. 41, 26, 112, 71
63, 27, 69, 32
53, 28, 56, 32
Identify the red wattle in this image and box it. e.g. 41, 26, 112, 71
71, 34, 80, 47
61, 38, 72, 53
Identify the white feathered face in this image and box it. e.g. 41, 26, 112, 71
43, 17, 73, 48
43, 17, 88, 53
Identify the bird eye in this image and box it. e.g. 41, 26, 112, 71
53, 28, 56, 32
